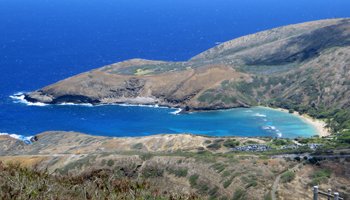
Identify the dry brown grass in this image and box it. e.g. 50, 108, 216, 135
0, 161, 200, 200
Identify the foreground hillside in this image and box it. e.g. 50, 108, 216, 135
9, 18, 350, 199
1, 132, 350, 199
25, 18, 350, 135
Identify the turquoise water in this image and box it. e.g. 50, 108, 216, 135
1, 0, 345, 139
1, 95, 317, 138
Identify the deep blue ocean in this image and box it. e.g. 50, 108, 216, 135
0, 0, 349, 138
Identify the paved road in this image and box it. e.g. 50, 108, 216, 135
271, 153, 350, 159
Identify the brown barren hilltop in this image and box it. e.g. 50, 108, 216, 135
2, 19, 350, 199
25, 18, 350, 114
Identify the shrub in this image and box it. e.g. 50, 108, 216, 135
140, 153, 153, 161
189, 174, 199, 187
221, 171, 230, 178
244, 140, 259, 145
271, 138, 292, 146
281, 171, 295, 183
223, 139, 240, 148
142, 166, 164, 178
204, 140, 212, 144
167, 168, 188, 177
132, 143, 144, 150
211, 163, 227, 173
207, 143, 221, 150
245, 180, 258, 188
107, 159, 114, 167
232, 188, 246, 200
338, 131, 350, 144
310, 169, 331, 185
0, 161, 198, 199
264, 192, 272, 200
197, 181, 209, 194
208, 186, 219, 198
223, 178, 233, 188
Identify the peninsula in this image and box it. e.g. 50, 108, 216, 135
2, 18, 350, 199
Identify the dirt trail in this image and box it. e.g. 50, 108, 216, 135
271, 163, 302, 200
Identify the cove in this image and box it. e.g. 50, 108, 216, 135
0, 97, 318, 138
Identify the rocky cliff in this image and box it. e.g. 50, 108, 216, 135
25, 18, 350, 114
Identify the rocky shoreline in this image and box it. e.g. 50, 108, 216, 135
21, 91, 333, 136
22, 18, 350, 138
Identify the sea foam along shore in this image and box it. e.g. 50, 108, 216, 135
0, 133, 33, 144
10, 92, 181, 114
268, 107, 331, 137
10, 92, 48, 106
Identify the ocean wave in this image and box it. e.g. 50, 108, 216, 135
10, 92, 176, 111
118, 103, 167, 109
57, 102, 93, 107
253, 113, 267, 117
170, 108, 182, 115
261, 125, 282, 137
0, 132, 33, 144
10, 92, 48, 107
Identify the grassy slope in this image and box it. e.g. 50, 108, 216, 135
1, 132, 350, 199
25, 18, 350, 138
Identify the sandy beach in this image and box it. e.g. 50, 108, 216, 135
272, 107, 331, 137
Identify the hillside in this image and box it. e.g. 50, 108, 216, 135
23, 19, 350, 135
0, 132, 349, 199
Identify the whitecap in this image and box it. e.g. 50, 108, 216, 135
253, 113, 267, 117
262, 125, 277, 130
10, 92, 48, 107
118, 103, 167, 109
57, 102, 93, 107
276, 131, 282, 138
170, 108, 182, 115
261, 125, 282, 137
0, 132, 33, 144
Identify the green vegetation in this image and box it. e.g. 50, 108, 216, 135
198, 89, 238, 105
221, 170, 230, 178
167, 167, 188, 177
207, 142, 222, 150
211, 162, 227, 173
269, 101, 350, 132
223, 177, 233, 188
264, 192, 272, 200
58, 155, 95, 175
142, 166, 164, 178
310, 169, 332, 186
0, 162, 198, 200
116, 62, 188, 75
196, 181, 210, 194
244, 140, 259, 145
132, 142, 144, 150
232, 188, 246, 200
268, 138, 294, 148
281, 171, 295, 183
140, 153, 153, 161
338, 130, 350, 144
189, 174, 199, 187
206, 139, 225, 150
107, 159, 114, 167
223, 139, 240, 148
208, 186, 219, 199
241, 174, 258, 189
